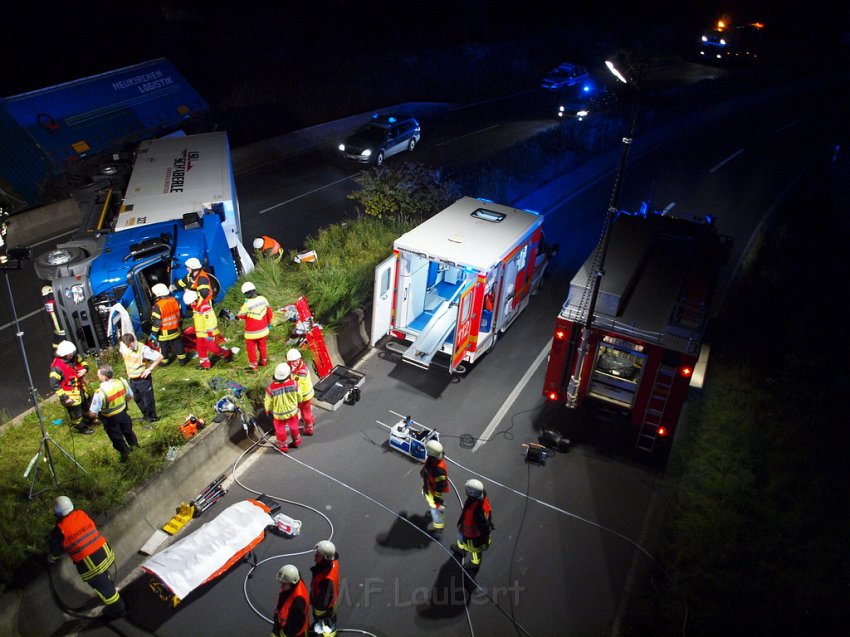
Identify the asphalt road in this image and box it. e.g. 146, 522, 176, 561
40, 67, 848, 636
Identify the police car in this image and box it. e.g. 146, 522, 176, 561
338, 113, 421, 166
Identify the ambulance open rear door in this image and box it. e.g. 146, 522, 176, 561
449, 278, 477, 373
371, 254, 397, 346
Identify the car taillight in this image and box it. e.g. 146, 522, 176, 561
547, 391, 559, 401
680, 366, 693, 377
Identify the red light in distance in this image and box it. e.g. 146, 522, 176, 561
680, 366, 693, 377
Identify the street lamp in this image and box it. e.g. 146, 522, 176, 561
563, 58, 643, 407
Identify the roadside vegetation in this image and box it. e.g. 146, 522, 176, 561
622, 154, 850, 635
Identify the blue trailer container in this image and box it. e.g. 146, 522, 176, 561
0, 58, 210, 210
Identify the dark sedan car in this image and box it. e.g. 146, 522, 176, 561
555, 85, 618, 121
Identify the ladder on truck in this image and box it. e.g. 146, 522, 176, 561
635, 364, 676, 451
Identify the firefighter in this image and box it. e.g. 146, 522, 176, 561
421, 440, 449, 532
253, 235, 283, 260
236, 282, 273, 372
41, 285, 66, 352
310, 540, 340, 636
287, 349, 314, 435
48, 496, 126, 619
452, 479, 494, 571
88, 365, 138, 462
176, 257, 215, 303
264, 363, 301, 452
273, 564, 309, 637
183, 289, 233, 370
48, 340, 96, 434
119, 333, 162, 422
150, 283, 187, 366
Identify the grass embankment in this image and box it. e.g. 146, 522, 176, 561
0, 216, 409, 593
624, 158, 850, 635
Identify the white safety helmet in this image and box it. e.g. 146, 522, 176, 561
274, 363, 292, 380
465, 479, 485, 500
54, 495, 74, 517
185, 257, 202, 270
182, 290, 199, 306
151, 283, 170, 298
56, 340, 76, 358
286, 348, 302, 362
41, 285, 53, 296
315, 540, 336, 560
425, 440, 444, 459
277, 564, 300, 585
252, 237, 264, 250
241, 281, 256, 294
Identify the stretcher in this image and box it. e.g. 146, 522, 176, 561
388, 416, 440, 462
142, 499, 273, 606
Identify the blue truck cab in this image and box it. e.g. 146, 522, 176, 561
34, 132, 253, 352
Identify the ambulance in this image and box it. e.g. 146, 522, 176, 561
370, 196, 554, 374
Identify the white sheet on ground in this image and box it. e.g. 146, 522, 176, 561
142, 500, 273, 600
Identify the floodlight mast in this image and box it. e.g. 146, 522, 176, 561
563, 59, 643, 408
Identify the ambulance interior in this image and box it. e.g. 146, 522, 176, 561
395, 252, 486, 359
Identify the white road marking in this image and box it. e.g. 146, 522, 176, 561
435, 124, 499, 147
774, 119, 801, 134
0, 308, 42, 333
709, 148, 745, 173
257, 174, 356, 215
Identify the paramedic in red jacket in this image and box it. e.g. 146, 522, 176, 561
286, 348, 315, 435
48, 496, 125, 619
310, 541, 340, 635
183, 289, 233, 370
273, 564, 309, 637
237, 282, 273, 372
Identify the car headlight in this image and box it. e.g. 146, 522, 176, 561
338, 144, 346, 152
558, 106, 565, 112
362, 149, 372, 157
577, 110, 589, 117
71, 284, 86, 305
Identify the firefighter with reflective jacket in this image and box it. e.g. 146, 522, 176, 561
253, 236, 283, 260
41, 285, 66, 352
183, 289, 233, 370
176, 257, 216, 303
48, 496, 126, 619
264, 363, 301, 451
421, 440, 449, 532
237, 282, 273, 371
287, 348, 315, 435
150, 283, 187, 366
88, 365, 138, 462
49, 340, 97, 434
273, 564, 309, 637
310, 540, 340, 636
452, 479, 493, 570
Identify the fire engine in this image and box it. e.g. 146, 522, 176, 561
542, 203, 731, 455
698, 16, 765, 65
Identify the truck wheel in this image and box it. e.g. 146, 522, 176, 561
34, 247, 88, 280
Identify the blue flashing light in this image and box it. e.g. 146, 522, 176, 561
582, 84, 591, 92
388, 116, 396, 123
523, 208, 541, 215
371, 113, 379, 119
476, 196, 494, 203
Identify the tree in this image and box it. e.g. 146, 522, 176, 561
347, 163, 461, 224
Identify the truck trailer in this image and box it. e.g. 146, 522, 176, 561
0, 58, 210, 211
34, 131, 253, 352
542, 205, 731, 455
371, 196, 553, 374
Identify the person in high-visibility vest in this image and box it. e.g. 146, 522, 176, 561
236, 282, 273, 372
150, 283, 187, 366
88, 365, 138, 462
253, 235, 283, 261
264, 363, 301, 452
48, 340, 96, 434
310, 541, 340, 636
452, 479, 494, 571
273, 564, 309, 637
176, 257, 215, 303
48, 496, 125, 619
286, 349, 315, 435
183, 289, 233, 370
421, 440, 449, 532
119, 333, 163, 422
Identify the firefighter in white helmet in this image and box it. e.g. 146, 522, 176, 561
421, 439, 449, 532
287, 348, 315, 435
150, 283, 187, 366
273, 564, 309, 637
236, 281, 273, 372
183, 289, 233, 370
253, 235, 282, 260
310, 540, 340, 635
48, 340, 97, 434
175, 256, 215, 303
264, 363, 301, 452
452, 479, 494, 571
48, 496, 125, 618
